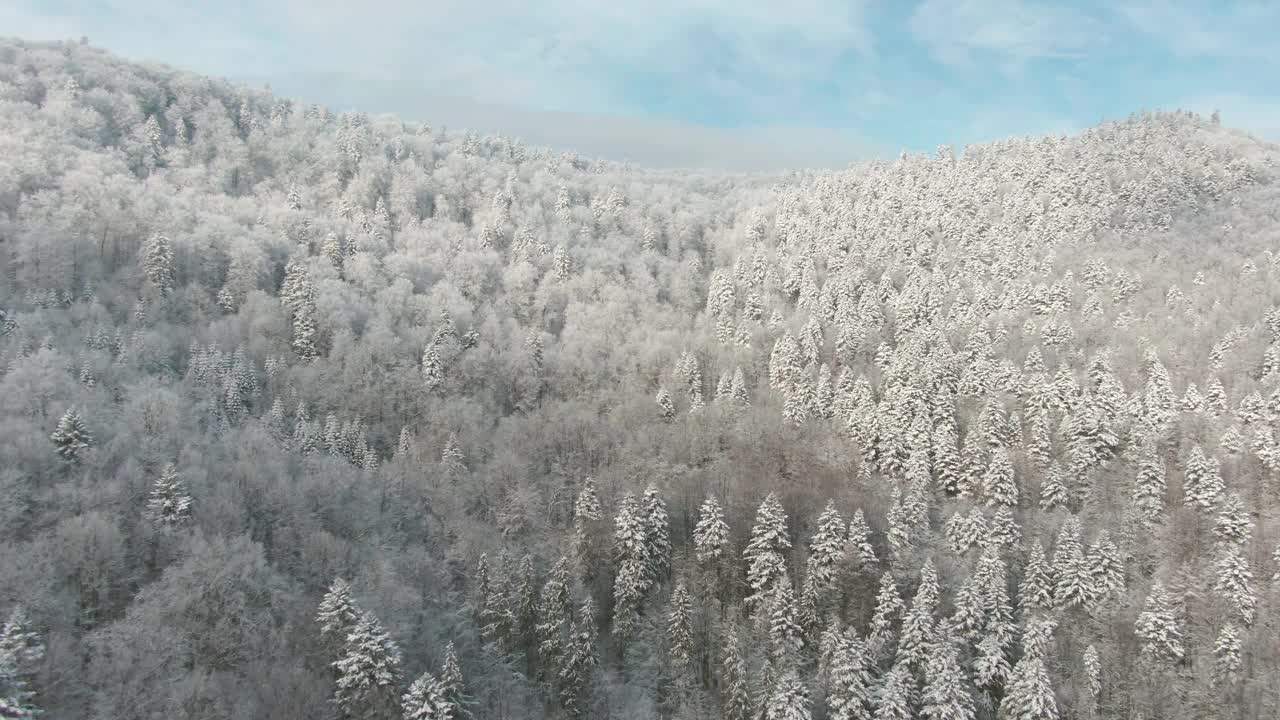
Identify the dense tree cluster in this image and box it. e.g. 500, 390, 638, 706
3, 37, 1280, 719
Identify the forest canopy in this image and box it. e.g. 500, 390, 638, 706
2, 36, 1280, 720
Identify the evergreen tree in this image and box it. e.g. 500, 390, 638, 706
333, 609, 403, 719
318, 579, 362, 646
730, 366, 751, 407
983, 449, 1019, 507
1214, 549, 1257, 626
656, 387, 676, 422
666, 583, 694, 670
558, 598, 597, 718
847, 510, 878, 567
1213, 624, 1242, 686
1085, 532, 1124, 606
50, 407, 92, 463
1052, 518, 1092, 609
869, 572, 904, 652
1213, 493, 1252, 547
1082, 644, 1101, 703
721, 630, 752, 720
998, 654, 1058, 720
807, 501, 846, 596
873, 662, 914, 720
640, 483, 671, 580
439, 642, 471, 719
142, 231, 176, 293
827, 629, 873, 720
897, 559, 941, 669
1135, 583, 1184, 664
145, 463, 193, 526
402, 672, 450, 720
1132, 439, 1167, 526
0, 607, 44, 720
1182, 446, 1223, 510
921, 634, 976, 720
767, 574, 805, 660
572, 477, 602, 572
421, 345, 443, 391
1039, 462, 1069, 511
693, 495, 730, 565
612, 495, 652, 639
764, 670, 811, 720
745, 493, 791, 610
536, 558, 571, 678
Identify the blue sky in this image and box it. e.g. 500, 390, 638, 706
3, 1, 1278, 170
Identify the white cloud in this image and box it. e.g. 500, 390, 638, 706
244, 70, 886, 171
1113, 1, 1279, 62
908, 0, 1106, 67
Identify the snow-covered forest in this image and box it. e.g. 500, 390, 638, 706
3, 36, 1280, 720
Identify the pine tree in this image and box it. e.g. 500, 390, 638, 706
869, 572, 904, 652
572, 477, 602, 571
1082, 644, 1101, 703
722, 630, 752, 720
1052, 518, 1093, 609
319, 578, 362, 648
1132, 439, 1167, 526
1135, 583, 1184, 663
768, 574, 805, 660
656, 387, 676, 422
807, 501, 847, 596
438, 642, 469, 718
142, 232, 176, 293
731, 366, 751, 407
694, 495, 730, 565
1039, 462, 1069, 511
998, 654, 1058, 720
612, 495, 652, 640
536, 558, 571, 678
847, 510, 878, 567
1182, 446, 1223, 510
921, 634, 976, 720
1213, 624, 1242, 686
50, 407, 92, 463
333, 609, 402, 719
897, 559, 940, 670
402, 672, 451, 720
1085, 532, 1124, 606
764, 670, 811, 720
1213, 493, 1252, 547
0, 607, 44, 720
145, 463, 193, 526
827, 629, 873, 720
983, 449, 1019, 507
1012, 544, 1050, 616
558, 598, 597, 718
1214, 549, 1257, 626
667, 583, 694, 670
745, 493, 791, 610
422, 345, 443, 391
873, 662, 914, 720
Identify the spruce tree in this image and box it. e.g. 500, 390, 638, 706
50, 407, 92, 463
921, 634, 976, 720
142, 231, 176, 293
0, 607, 44, 720
745, 492, 791, 611
667, 583, 694, 670
1135, 583, 1184, 664
721, 629, 752, 720
402, 672, 450, 720
764, 670, 811, 720
826, 629, 873, 720
145, 463, 193, 526
333, 609, 402, 719
693, 495, 730, 565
